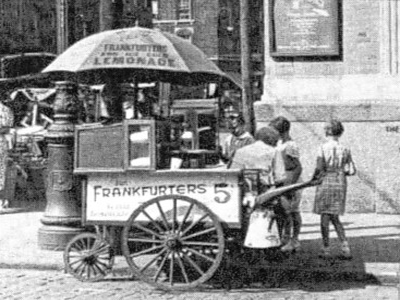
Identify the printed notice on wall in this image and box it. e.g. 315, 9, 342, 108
271, 0, 340, 56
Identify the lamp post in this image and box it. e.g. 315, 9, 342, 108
240, 0, 255, 135
38, 81, 84, 251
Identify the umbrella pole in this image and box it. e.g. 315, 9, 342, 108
216, 79, 222, 152
133, 79, 138, 119
32, 101, 38, 126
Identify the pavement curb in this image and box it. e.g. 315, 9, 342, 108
0, 208, 29, 215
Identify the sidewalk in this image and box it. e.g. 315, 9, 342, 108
0, 209, 399, 285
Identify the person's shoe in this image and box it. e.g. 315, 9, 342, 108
318, 246, 332, 258
340, 241, 352, 259
280, 234, 290, 247
281, 239, 295, 252
291, 239, 301, 252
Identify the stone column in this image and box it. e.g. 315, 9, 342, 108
380, 0, 400, 75
38, 81, 84, 251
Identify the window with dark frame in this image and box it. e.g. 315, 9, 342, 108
177, 0, 191, 20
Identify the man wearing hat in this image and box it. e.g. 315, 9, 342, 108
220, 105, 255, 167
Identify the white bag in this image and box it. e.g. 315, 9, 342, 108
244, 209, 281, 249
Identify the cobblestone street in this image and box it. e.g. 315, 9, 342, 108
0, 268, 397, 300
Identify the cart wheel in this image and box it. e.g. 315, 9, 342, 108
64, 232, 115, 282
122, 195, 225, 290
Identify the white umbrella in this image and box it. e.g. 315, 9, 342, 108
43, 27, 232, 86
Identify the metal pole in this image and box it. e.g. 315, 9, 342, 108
38, 81, 84, 251
239, 0, 255, 135
100, 0, 123, 31
56, 0, 68, 54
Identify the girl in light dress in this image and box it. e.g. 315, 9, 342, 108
270, 116, 303, 252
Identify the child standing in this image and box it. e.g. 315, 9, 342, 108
313, 119, 356, 259
270, 116, 303, 252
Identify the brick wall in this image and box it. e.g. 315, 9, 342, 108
156, 0, 220, 57
192, 0, 219, 57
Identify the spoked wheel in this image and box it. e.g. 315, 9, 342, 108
122, 195, 225, 290
64, 232, 115, 282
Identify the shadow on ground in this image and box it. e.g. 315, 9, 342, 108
207, 229, 399, 292
7, 171, 46, 212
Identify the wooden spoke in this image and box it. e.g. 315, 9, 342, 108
156, 201, 170, 231
141, 209, 165, 233
71, 241, 85, 252
86, 264, 91, 280
180, 213, 209, 237
176, 202, 194, 233
92, 263, 107, 277
139, 248, 168, 273
130, 244, 166, 258
181, 251, 205, 276
69, 257, 85, 265
122, 195, 225, 290
172, 198, 177, 233
175, 254, 189, 283
131, 223, 163, 239
91, 243, 111, 256
78, 264, 86, 277
169, 252, 175, 286
64, 233, 114, 282
181, 241, 220, 247
93, 259, 111, 270
84, 237, 92, 250
185, 247, 216, 263
180, 227, 216, 241
127, 238, 164, 244
153, 250, 171, 282
70, 259, 85, 270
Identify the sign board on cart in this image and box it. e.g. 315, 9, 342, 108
84, 170, 242, 227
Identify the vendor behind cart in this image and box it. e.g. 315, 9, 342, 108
220, 105, 255, 167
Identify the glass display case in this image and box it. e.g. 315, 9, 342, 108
74, 119, 169, 173
124, 120, 154, 169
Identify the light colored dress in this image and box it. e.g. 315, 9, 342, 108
0, 103, 14, 191
230, 140, 285, 187
313, 139, 353, 215
276, 139, 302, 212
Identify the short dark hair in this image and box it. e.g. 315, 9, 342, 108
255, 126, 280, 146
236, 114, 245, 125
324, 119, 344, 137
269, 116, 290, 134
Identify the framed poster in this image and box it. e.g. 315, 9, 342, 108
270, 0, 341, 57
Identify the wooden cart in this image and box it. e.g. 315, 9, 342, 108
63, 101, 314, 290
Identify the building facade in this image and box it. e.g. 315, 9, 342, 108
258, 0, 400, 213
0, 0, 57, 55
153, 0, 264, 97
